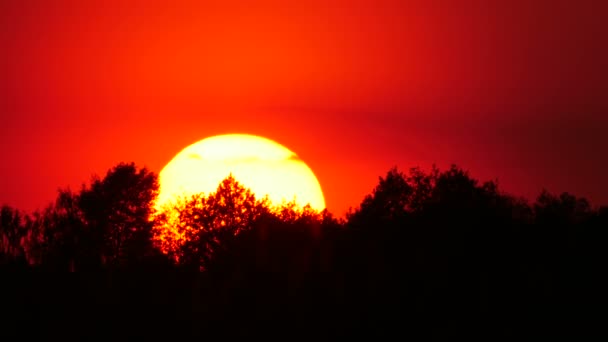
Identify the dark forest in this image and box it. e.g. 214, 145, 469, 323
2, 162, 607, 338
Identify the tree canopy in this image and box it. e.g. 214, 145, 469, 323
1, 161, 607, 338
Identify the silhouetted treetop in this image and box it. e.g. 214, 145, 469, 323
78, 162, 159, 267
534, 190, 592, 225
153, 174, 269, 270
0, 205, 26, 265
2, 160, 608, 337
348, 165, 528, 226
348, 167, 412, 223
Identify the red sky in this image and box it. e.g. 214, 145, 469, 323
1, 0, 607, 216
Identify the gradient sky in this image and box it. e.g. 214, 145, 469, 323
1, 0, 607, 216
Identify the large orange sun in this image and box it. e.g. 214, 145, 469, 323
156, 134, 326, 211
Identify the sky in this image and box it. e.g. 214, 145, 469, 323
1, 0, 607, 216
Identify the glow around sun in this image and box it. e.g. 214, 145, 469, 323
156, 134, 326, 211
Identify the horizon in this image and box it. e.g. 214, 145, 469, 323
2, 157, 606, 218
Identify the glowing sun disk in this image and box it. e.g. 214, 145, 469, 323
156, 134, 326, 211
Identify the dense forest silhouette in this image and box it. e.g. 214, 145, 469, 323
2, 162, 607, 338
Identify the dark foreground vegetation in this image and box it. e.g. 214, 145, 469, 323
2, 162, 607, 338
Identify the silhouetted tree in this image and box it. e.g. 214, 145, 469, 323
0, 205, 27, 266
11, 189, 84, 270
155, 175, 268, 270
347, 167, 412, 225
197, 200, 343, 334
78, 162, 159, 268
534, 190, 592, 225
3, 160, 608, 337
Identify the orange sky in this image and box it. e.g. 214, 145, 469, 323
1, 0, 607, 216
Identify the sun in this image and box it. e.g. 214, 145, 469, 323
156, 134, 326, 211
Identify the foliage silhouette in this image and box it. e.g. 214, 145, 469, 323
8, 162, 162, 270
1, 162, 607, 338
0, 205, 27, 266
78, 162, 159, 268
154, 174, 268, 270
25, 189, 87, 270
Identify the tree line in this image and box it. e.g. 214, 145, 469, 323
1, 162, 607, 337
